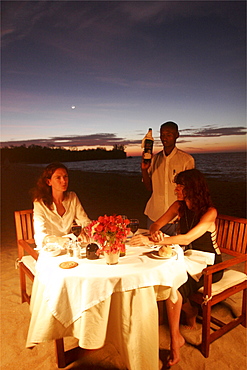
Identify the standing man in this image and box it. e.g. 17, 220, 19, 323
142, 121, 195, 235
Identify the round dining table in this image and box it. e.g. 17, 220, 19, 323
26, 241, 188, 370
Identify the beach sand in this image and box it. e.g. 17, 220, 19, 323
1, 163, 246, 369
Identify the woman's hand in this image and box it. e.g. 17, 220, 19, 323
151, 230, 166, 243
129, 234, 152, 246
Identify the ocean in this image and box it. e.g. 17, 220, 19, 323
65, 152, 246, 182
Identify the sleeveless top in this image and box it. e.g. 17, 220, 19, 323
179, 206, 222, 264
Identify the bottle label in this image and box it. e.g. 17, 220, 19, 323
144, 138, 153, 153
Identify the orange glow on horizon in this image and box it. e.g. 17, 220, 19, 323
125, 144, 246, 156
57, 136, 247, 157
125, 135, 246, 156
64, 144, 246, 157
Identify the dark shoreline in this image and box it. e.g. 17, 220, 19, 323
1, 163, 246, 246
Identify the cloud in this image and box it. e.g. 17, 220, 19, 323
2, 1, 244, 49
1, 1, 64, 46
2, 1, 245, 93
0, 126, 246, 147
0, 133, 139, 148
148, 126, 247, 147
95, 76, 130, 88
2, 125, 245, 149
180, 126, 246, 138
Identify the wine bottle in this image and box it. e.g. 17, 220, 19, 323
141, 128, 154, 164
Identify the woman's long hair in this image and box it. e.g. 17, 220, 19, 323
175, 169, 214, 219
31, 162, 69, 209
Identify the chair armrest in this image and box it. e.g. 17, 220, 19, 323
193, 254, 247, 302
19, 239, 39, 260
220, 247, 246, 257
201, 254, 247, 276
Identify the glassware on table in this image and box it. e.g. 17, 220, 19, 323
79, 243, 87, 258
71, 225, 82, 238
43, 238, 62, 257
72, 242, 81, 258
117, 215, 128, 257
129, 219, 139, 236
65, 240, 74, 257
65, 240, 81, 258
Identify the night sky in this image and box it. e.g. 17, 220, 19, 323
1, 1, 246, 155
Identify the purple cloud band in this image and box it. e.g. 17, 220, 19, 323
1, 126, 246, 148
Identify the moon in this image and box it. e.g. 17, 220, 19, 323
71, 105, 76, 109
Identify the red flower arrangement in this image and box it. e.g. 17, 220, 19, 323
86, 215, 130, 254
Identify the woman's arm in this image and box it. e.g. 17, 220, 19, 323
152, 207, 217, 246
130, 201, 180, 246
150, 201, 180, 234
33, 201, 50, 249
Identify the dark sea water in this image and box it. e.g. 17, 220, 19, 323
65, 152, 246, 182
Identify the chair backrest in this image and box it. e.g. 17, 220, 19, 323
216, 214, 247, 255
15, 209, 34, 241
15, 209, 35, 259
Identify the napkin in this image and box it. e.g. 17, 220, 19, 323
183, 250, 215, 282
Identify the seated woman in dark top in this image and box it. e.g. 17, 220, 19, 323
130, 169, 223, 367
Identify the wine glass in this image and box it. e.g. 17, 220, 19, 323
71, 225, 82, 238
129, 219, 139, 236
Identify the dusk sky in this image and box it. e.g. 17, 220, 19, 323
1, 0, 246, 156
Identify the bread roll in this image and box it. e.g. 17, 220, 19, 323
158, 245, 173, 257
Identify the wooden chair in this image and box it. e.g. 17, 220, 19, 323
15, 209, 38, 304
15, 209, 68, 368
189, 214, 247, 358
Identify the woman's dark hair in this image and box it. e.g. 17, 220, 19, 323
175, 169, 214, 219
31, 162, 69, 209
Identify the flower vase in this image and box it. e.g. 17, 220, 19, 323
104, 251, 120, 265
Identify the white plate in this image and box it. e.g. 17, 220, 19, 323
150, 250, 177, 259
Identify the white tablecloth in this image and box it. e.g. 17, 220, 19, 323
27, 244, 189, 370
34, 244, 187, 328
184, 249, 215, 281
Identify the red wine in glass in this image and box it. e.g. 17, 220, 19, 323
71, 225, 82, 238
129, 219, 139, 235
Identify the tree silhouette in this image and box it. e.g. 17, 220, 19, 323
0, 145, 126, 164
